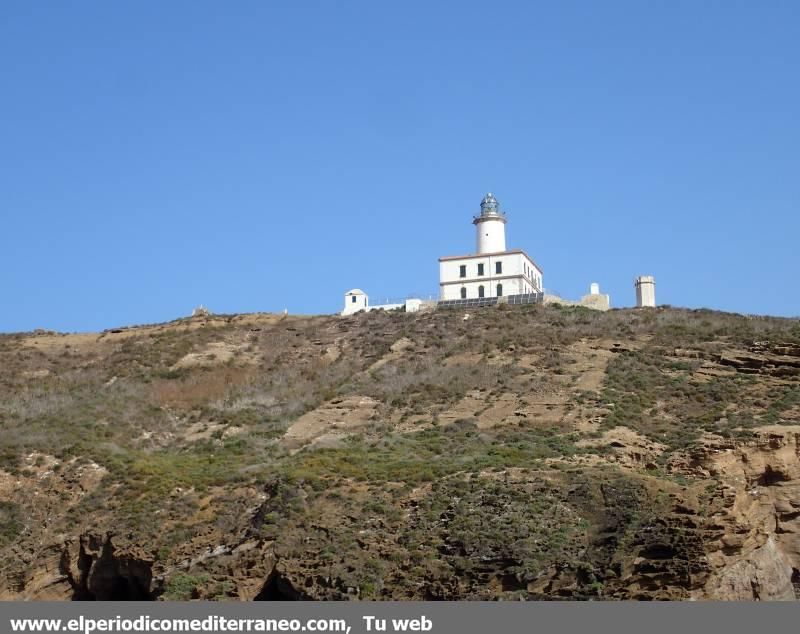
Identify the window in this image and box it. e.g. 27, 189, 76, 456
459, 265, 466, 278
460, 287, 467, 299
495, 261, 502, 274
351, 296, 357, 303
478, 285, 485, 298
477, 263, 484, 276
497, 283, 503, 296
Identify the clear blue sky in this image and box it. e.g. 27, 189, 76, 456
2, 1, 798, 332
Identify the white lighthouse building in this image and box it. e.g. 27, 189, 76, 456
439, 193, 543, 302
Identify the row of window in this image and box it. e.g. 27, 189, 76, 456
455, 260, 542, 291
524, 263, 541, 289
460, 284, 503, 299
459, 261, 502, 278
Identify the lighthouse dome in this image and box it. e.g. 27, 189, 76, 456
480, 192, 501, 216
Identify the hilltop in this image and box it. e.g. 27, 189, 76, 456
1, 305, 799, 600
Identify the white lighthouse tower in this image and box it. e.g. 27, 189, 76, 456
473, 193, 507, 253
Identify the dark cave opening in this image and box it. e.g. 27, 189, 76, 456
254, 570, 299, 601
640, 544, 677, 560
756, 465, 790, 487
72, 572, 155, 601
73, 575, 153, 601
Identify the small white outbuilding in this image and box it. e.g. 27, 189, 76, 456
342, 289, 369, 315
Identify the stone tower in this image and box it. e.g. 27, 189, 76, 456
635, 276, 656, 308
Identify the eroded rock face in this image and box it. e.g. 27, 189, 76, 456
678, 426, 800, 600
1, 544, 74, 601
705, 537, 794, 600
2, 534, 156, 601
63, 534, 155, 600
7, 430, 800, 601
710, 342, 800, 378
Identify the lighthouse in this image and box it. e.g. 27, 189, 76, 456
473, 192, 507, 253
438, 193, 543, 301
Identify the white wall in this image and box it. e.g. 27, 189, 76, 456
475, 218, 506, 254
341, 291, 426, 316
368, 302, 403, 312
441, 278, 533, 301
342, 291, 368, 315
439, 252, 543, 300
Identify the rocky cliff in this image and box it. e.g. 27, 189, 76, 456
0, 306, 798, 600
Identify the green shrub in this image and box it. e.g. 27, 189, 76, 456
162, 573, 210, 600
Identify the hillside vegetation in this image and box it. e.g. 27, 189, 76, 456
1, 305, 799, 600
